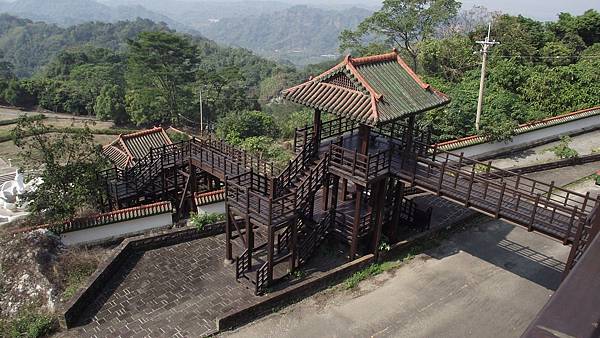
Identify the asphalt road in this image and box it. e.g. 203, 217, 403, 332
219, 219, 569, 338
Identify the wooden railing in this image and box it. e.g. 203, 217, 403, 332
274, 137, 316, 197
293, 117, 358, 152
226, 155, 329, 228
328, 144, 392, 184
235, 249, 251, 279
255, 262, 269, 295
333, 210, 372, 241
564, 202, 600, 274
391, 142, 595, 242
297, 212, 331, 266
197, 136, 278, 177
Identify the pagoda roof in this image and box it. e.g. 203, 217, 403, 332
282, 49, 450, 126
103, 127, 172, 168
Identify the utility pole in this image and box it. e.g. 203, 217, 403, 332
198, 87, 203, 132
475, 23, 500, 131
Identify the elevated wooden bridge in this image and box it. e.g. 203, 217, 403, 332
99, 50, 599, 295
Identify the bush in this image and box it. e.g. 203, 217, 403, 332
189, 212, 224, 231
0, 309, 56, 338
547, 136, 579, 159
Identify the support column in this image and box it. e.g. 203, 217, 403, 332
406, 115, 416, 151
341, 178, 348, 201
388, 180, 405, 242
189, 160, 197, 212
371, 179, 387, 261
290, 216, 297, 273
313, 109, 322, 151
224, 204, 233, 263
357, 124, 370, 155
350, 186, 363, 260
321, 174, 330, 211
267, 227, 274, 284
246, 215, 254, 268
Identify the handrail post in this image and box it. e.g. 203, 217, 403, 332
529, 194, 541, 232
495, 182, 506, 219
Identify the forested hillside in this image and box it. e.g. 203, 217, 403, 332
201, 5, 371, 65
0, 15, 176, 77
0, 14, 302, 127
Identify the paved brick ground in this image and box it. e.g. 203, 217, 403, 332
61, 195, 474, 338
65, 234, 258, 338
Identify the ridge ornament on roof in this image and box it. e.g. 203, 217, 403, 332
282, 49, 450, 126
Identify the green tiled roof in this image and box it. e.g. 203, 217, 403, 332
282, 50, 450, 126
103, 127, 173, 168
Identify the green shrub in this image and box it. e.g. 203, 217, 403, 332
547, 136, 579, 159
0, 310, 56, 338
189, 212, 224, 231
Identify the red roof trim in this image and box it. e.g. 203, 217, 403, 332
436, 106, 600, 148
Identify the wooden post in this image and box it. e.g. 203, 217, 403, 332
225, 204, 233, 262
290, 216, 298, 273
358, 124, 370, 155
528, 194, 541, 232
465, 169, 475, 207
321, 174, 330, 211
341, 178, 348, 201
372, 179, 387, 261
495, 182, 506, 219
267, 226, 274, 284
313, 109, 322, 152
351, 186, 363, 260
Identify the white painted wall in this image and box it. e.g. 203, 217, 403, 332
197, 201, 226, 215
447, 115, 600, 158
60, 213, 173, 246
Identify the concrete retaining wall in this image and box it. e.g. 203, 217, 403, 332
450, 115, 600, 159
60, 213, 173, 246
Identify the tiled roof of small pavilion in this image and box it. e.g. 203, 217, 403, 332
102, 127, 172, 168
282, 49, 450, 126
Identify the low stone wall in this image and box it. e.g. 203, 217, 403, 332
60, 222, 226, 329
217, 254, 375, 332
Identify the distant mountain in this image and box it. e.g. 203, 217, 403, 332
199, 5, 371, 65
102, 0, 292, 29
0, 0, 194, 32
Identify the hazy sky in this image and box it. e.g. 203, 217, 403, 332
267, 0, 599, 20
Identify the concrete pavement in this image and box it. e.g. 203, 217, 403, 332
219, 219, 569, 338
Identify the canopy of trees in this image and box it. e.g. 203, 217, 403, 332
342, 5, 600, 141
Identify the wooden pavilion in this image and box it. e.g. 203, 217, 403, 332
99, 50, 598, 295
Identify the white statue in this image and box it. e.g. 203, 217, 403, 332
0, 170, 41, 213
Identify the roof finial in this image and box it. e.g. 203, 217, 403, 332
344, 54, 352, 64
392, 48, 398, 54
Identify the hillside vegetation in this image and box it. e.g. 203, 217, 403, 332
201, 5, 371, 65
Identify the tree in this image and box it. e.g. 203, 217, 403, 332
94, 85, 128, 125
339, 0, 461, 69
11, 117, 109, 223
216, 110, 279, 144
126, 31, 199, 126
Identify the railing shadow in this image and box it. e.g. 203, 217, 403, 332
428, 220, 567, 290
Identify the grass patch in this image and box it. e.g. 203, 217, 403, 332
0, 309, 57, 338
61, 263, 97, 300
